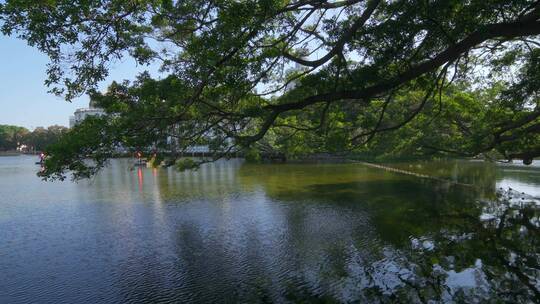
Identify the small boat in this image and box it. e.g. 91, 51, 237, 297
133, 159, 147, 167
35, 153, 46, 165
133, 151, 147, 166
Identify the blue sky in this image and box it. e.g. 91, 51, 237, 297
0, 34, 159, 129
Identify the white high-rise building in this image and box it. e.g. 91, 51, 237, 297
69, 99, 105, 128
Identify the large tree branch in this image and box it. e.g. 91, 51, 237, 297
238, 19, 540, 145
495, 109, 540, 136
508, 147, 540, 163
271, 20, 540, 113
283, 0, 381, 67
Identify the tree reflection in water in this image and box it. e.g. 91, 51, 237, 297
233, 162, 539, 303
290, 190, 540, 303
397, 190, 537, 303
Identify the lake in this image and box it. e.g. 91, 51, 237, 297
1, 156, 539, 303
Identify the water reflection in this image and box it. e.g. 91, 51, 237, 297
137, 167, 144, 192
0, 157, 539, 303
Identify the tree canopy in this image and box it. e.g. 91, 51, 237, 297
24, 125, 70, 152
0, 125, 28, 151
1, 0, 540, 179
0, 124, 68, 152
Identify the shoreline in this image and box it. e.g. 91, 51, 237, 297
0, 152, 22, 157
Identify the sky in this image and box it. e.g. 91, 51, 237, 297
0, 9, 325, 130
0, 34, 159, 130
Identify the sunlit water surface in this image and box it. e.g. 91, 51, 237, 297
1, 156, 539, 303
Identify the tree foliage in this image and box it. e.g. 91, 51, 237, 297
24, 125, 69, 152
0, 125, 28, 151
1, 0, 540, 179
0, 124, 68, 152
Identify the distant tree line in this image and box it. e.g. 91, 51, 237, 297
0, 125, 68, 152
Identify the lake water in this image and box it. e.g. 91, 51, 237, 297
1, 156, 539, 303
